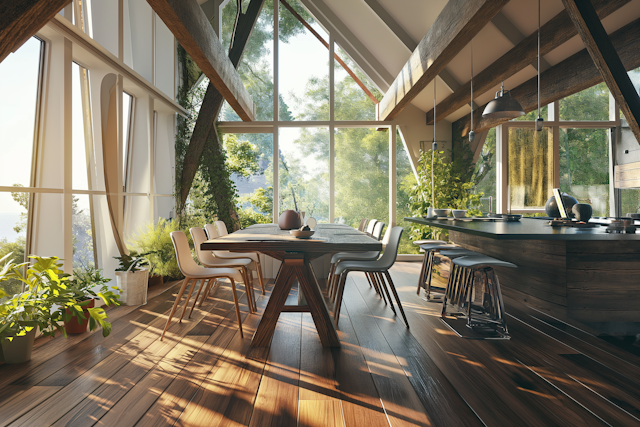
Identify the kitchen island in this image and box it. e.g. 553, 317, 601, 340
405, 217, 640, 335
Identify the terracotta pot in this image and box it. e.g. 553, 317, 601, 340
0, 327, 37, 364
64, 299, 95, 334
278, 210, 302, 230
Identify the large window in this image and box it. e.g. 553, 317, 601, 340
508, 128, 553, 210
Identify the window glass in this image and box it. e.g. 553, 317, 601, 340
559, 83, 609, 121
0, 192, 28, 300
620, 189, 640, 217
509, 128, 553, 209
220, 0, 274, 121
278, 127, 329, 222
122, 92, 133, 184
278, 0, 328, 121
396, 130, 420, 254
335, 128, 388, 227
334, 45, 379, 121
72, 63, 90, 190
0, 37, 42, 187
222, 133, 274, 226
73, 194, 95, 268
472, 128, 496, 214
511, 105, 548, 122
559, 128, 609, 217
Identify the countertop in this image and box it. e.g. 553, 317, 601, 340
404, 217, 640, 240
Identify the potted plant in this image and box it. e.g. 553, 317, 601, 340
114, 252, 150, 306
0, 254, 73, 364
64, 266, 120, 335
127, 219, 184, 284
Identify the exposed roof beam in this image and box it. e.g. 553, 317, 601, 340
454, 17, 640, 137
299, 0, 394, 92
427, 0, 630, 125
491, 11, 551, 72
147, 0, 256, 121
377, 0, 509, 122
562, 0, 640, 143
0, 0, 70, 63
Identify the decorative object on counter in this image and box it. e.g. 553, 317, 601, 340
572, 203, 592, 222
606, 220, 636, 234
306, 217, 317, 229
433, 209, 451, 217
290, 224, 315, 238
545, 193, 578, 218
452, 209, 467, 218
625, 213, 640, 219
491, 213, 522, 222
278, 209, 302, 230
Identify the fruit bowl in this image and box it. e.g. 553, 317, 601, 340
290, 230, 315, 238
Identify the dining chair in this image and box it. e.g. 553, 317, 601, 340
327, 221, 386, 299
332, 226, 409, 328
162, 231, 245, 340
205, 223, 266, 294
357, 218, 368, 231
190, 227, 257, 313
364, 219, 377, 236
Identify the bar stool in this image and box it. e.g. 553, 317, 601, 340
417, 242, 460, 300
442, 255, 516, 339
415, 240, 446, 295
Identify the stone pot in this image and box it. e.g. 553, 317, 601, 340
64, 299, 95, 334
0, 327, 37, 364
278, 210, 302, 230
116, 267, 149, 306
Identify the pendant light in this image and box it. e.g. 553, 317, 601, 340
469, 39, 475, 143
482, 82, 525, 119
535, 0, 544, 132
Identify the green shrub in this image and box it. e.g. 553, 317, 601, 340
127, 219, 183, 280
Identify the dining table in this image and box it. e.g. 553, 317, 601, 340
201, 223, 382, 347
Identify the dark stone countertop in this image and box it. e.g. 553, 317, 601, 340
404, 217, 640, 241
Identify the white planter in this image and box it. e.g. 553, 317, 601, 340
115, 268, 149, 306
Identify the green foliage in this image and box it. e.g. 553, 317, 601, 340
126, 219, 183, 279
408, 149, 482, 241
223, 134, 261, 177
0, 237, 26, 300
113, 252, 150, 273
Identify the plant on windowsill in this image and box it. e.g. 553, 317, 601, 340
114, 252, 151, 306
64, 266, 120, 335
0, 254, 76, 364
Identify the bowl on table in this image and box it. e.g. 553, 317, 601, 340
452, 209, 467, 218
433, 209, 451, 217
290, 229, 315, 238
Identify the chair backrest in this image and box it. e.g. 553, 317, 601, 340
374, 226, 403, 269
372, 221, 385, 241
215, 220, 229, 236
190, 227, 217, 266
204, 223, 219, 239
358, 218, 368, 231
170, 231, 203, 277
366, 219, 377, 235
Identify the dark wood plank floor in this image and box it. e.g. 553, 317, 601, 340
1, 262, 640, 426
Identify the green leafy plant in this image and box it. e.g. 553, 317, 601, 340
114, 252, 151, 272
408, 149, 483, 241
126, 219, 183, 280
65, 266, 120, 336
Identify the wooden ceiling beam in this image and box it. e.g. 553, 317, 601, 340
147, 0, 256, 121
377, 0, 509, 122
0, 0, 70, 63
426, 0, 630, 125
562, 0, 640, 143
454, 17, 640, 137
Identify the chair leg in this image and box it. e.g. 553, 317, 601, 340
327, 263, 337, 299
199, 279, 216, 307
243, 266, 256, 313
255, 256, 266, 295
161, 278, 191, 341
189, 278, 209, 318
377, 272, 395, 314
333, 272, 348, 324
179, 279, 199, 322
372, 272, 388, 305
417, 250, 428, 294
385, 271, 409, 328
227, 277, 244, 338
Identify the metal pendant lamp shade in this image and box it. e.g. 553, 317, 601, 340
482, 82, 525, 119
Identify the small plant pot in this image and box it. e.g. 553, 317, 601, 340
64, 299, 95, 334
116, 268, 149, 306
0, 327, 37, 364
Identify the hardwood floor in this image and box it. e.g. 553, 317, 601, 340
1, 263, 640, 426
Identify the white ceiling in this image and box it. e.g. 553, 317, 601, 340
315, 0, 640, 123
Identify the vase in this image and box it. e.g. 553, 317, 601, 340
116, 267, 149, 306
0, 327, 37, 364
64, 299, 95, 334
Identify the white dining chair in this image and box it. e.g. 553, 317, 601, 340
162, 231, 245, 340
205, 223, 266, 294
190, 227, 257, 313
357, 218, 368, 231
365, 219, 377, 236
332, 226, 409, 328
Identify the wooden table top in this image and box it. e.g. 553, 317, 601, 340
201, 223, 383, 253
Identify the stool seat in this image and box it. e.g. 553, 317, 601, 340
419, 243, 458, 251
439, 249, 480, 258
453, 255, 517, 269
413, 239, 446, 246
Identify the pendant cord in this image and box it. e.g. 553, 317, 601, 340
537, 0, 541, 117
432, 79, 436, 208
470, 39, 474, 131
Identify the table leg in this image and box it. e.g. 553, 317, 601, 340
297, 262, 340, 347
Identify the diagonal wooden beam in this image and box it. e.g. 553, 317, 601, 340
0, 0, 70, 63
454, 17, 640, 137
147, 0, 256, 121
426, 0, 630, 125
377, 0, 509, 121
562, 0, 640, 143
